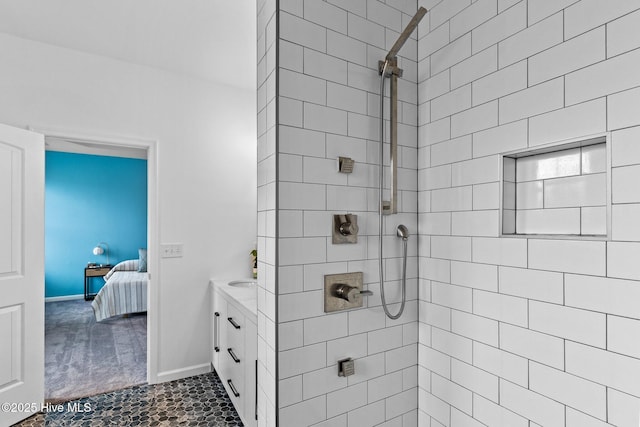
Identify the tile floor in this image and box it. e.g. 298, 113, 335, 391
14, 371, 243, 426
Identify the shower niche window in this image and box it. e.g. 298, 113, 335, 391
502, 137, 608, 237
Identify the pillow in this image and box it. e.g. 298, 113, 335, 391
138, 248, 148, 272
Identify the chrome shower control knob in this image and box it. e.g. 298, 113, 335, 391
339, 221, 359, 236
333, 283, 361, 303
333, 214, 359, 243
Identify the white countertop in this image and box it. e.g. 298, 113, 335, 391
211, 278, 258, 320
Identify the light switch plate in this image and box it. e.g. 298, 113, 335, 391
161, 243, 183, 258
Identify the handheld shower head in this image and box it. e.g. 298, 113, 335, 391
397, 224, 409, 241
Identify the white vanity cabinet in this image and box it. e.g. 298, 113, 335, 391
211, 280, 257, 427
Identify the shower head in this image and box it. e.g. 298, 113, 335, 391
385, 6, 427, 61
397, 224, 410, 241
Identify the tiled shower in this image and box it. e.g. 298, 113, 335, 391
257, 0, 640, 426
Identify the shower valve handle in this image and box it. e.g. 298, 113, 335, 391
339, 221, 358, 236
333, 283, 371, 303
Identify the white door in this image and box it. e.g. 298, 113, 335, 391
0, 124, 44, 427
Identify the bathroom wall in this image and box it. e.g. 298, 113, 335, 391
417, 1, 640, 426
0, 32, 257, 383
45, 151, 147, 298
272, 1, 420, 425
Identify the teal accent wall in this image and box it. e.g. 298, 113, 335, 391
45, 151, 147, 298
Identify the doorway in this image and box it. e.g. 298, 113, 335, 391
40, 130, 158, 401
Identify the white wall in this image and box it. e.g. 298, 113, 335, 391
0, 33, 257, 381
272, 1, 420, 425
418, 1, 640, 426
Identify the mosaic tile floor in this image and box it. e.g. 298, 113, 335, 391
14, 371, 243, 426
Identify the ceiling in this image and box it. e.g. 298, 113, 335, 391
0, 0, 256, 90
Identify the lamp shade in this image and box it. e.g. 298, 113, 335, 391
92, 242, 110, 265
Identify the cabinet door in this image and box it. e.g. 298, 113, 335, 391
212, 290, 227, 371
243, 319, 258, 427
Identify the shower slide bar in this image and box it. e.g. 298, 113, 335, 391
378, 6, 427, 214
377, 7, 427, 320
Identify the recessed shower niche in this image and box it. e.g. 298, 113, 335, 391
502, 137, 609, 237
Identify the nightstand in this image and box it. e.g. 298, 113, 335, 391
84, 265, 112, 300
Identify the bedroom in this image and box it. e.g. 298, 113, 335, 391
44, 144, 148, 401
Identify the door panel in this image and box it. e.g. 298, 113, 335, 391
0, 124, 44, 427
0, 144, 20, 276
0, 305, 21, 388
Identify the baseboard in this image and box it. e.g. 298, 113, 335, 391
45, 294, 85, 302
153, 363, 212, 384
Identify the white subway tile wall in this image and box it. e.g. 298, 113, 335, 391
262, 0, 640, 425
418, 1, 640, 426
273, 0, 419, 425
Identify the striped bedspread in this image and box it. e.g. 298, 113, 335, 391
91, 262, 148, 322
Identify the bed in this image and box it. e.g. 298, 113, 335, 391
91, 259, 147, 322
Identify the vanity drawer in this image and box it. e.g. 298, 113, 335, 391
225, 363, 244, 415
226, 304, 246, 354
226, 304, 246, 330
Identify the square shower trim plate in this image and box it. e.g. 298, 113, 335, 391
324, 272, 364, 313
